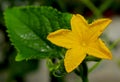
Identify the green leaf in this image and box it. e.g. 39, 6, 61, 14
4, 6, 72, 61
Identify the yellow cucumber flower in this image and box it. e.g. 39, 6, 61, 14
47, 14, 112, 73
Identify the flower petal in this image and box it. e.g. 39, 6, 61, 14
64, 47, 86, 73
87, 39, 112, 59
89, 19, 112, 41
71, 14, 89, 39
47, 29, 75, 49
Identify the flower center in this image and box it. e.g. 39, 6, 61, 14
82, 42, 87, 47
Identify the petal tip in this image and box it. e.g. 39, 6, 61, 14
106, 50, 112, 60
46, 34, 51, 41
103, 52, 112, 60
107, 54, 112, 60
72, 14, 85, 20
64, 60, 73, 73
102, 18, 112, 24
65, 67, 72, 73
106, 18, 112, 23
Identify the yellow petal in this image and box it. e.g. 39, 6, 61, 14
89, 19, 112, 41
64, 47, 86, 73
47, 29, 75, 49
87, 39, 112, 59
71, 14, 89, 39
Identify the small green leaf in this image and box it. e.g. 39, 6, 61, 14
4, 6, 72, 61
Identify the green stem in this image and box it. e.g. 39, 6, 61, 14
88, 61, 101, 73
82, 77, 88, 82
81, 0, 102, 18
110, 38, 120, 50
75, 61, 89, 82
82, 62, 88, 82
99, 0, 113, 13
57, 0, 67, 12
